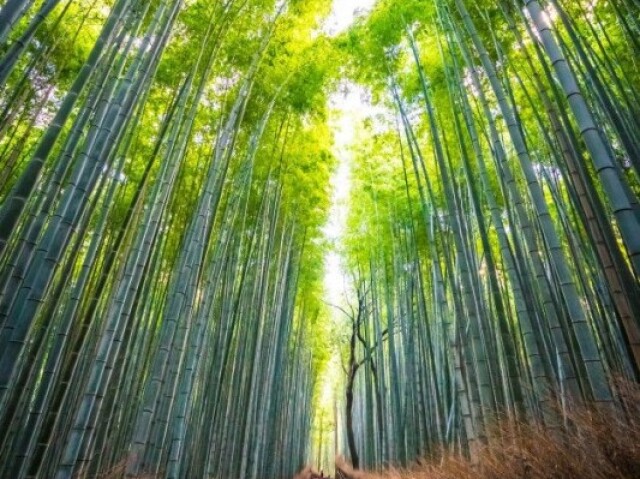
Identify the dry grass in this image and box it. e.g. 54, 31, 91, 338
91, 383, 640, 478
293, 466, 316, 479
97, 458, 158, 479
336, 382, 640, 479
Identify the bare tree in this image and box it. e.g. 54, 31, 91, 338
334, 280, 388, 470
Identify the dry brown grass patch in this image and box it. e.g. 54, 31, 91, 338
336, 382, 640, 479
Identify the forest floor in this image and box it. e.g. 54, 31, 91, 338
311, 383, 640, 479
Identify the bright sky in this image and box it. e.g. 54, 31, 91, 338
322, 83, 360, 308
314, 1, 379, 469
322, 0, 386, 326
317, 79, 388, 468
323, 0, 376, 36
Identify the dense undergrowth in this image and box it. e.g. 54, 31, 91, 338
328, 383, 640, 479
97, 384, 640, 478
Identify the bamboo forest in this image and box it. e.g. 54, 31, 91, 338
1, 0, 640, 478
